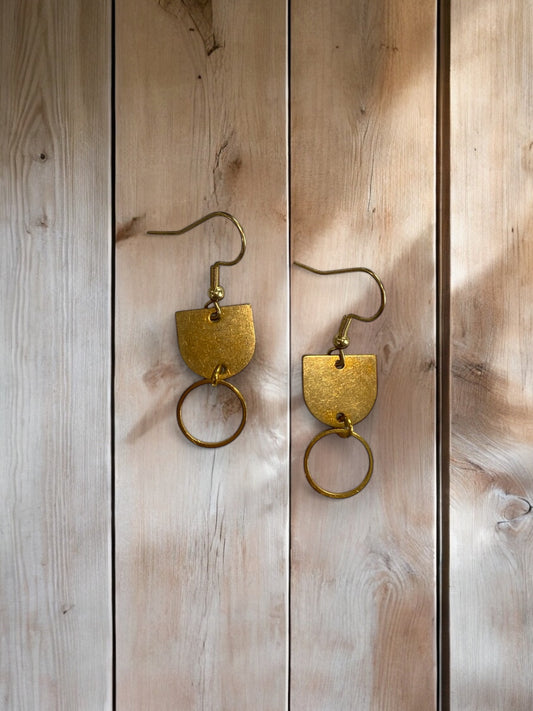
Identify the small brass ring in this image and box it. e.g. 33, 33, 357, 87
303, 427, 373, 499
176, 378, 246, 448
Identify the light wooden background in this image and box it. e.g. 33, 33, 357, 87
1, 1, 112, 709
2, 1, 533, 709
449, 1, 533, 708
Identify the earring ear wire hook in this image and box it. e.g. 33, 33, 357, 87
148, 211, 247, 316
294, 261, 386, 368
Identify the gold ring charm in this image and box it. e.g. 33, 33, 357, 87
146, 212, 255, 447
303, 426, 373, 499
176, 377, 247, 448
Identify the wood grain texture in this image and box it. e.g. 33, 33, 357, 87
0, 1, 112, 708
115, 1, 288, 708
449, 2, 533, 708
290, 2, 437, 708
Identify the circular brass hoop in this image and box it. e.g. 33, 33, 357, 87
177, 378, 247, 448
303, 427, 374, 499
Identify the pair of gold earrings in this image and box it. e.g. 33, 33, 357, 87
147, 212, 386, 499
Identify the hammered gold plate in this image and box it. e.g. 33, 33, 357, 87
302, 354, 377, 427
176, 304, 255, 379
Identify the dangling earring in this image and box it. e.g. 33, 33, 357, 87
147, 212, 255, 448
294, 262, 386, 498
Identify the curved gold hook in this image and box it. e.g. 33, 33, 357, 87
294, 262, 386, 321
294, 261, 386, 367
147, 211, 246, 266
147, 211, 247, 314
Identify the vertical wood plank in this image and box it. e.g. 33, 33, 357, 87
0, 1, 112, 708
290, 2, 437, 708
449, 2, 533, 707
115, 1, 288, 708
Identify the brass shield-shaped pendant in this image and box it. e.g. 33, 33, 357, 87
175, 304, 255, 379
302, 354, 377, 427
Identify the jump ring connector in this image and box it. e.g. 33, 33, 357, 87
204, 300, 223, 319
210, 364, 226, 385
336, 413, 354, 438
328, 347, 346, 370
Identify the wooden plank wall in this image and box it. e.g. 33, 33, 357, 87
290, 1, 437, 709
5, 1, 533, 709
114, 0, 289, 708
0, 1, 112, 708
449, 1, 533, 708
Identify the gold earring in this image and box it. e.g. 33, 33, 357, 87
147, 212, 255, 447
294, 262, 386, 498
